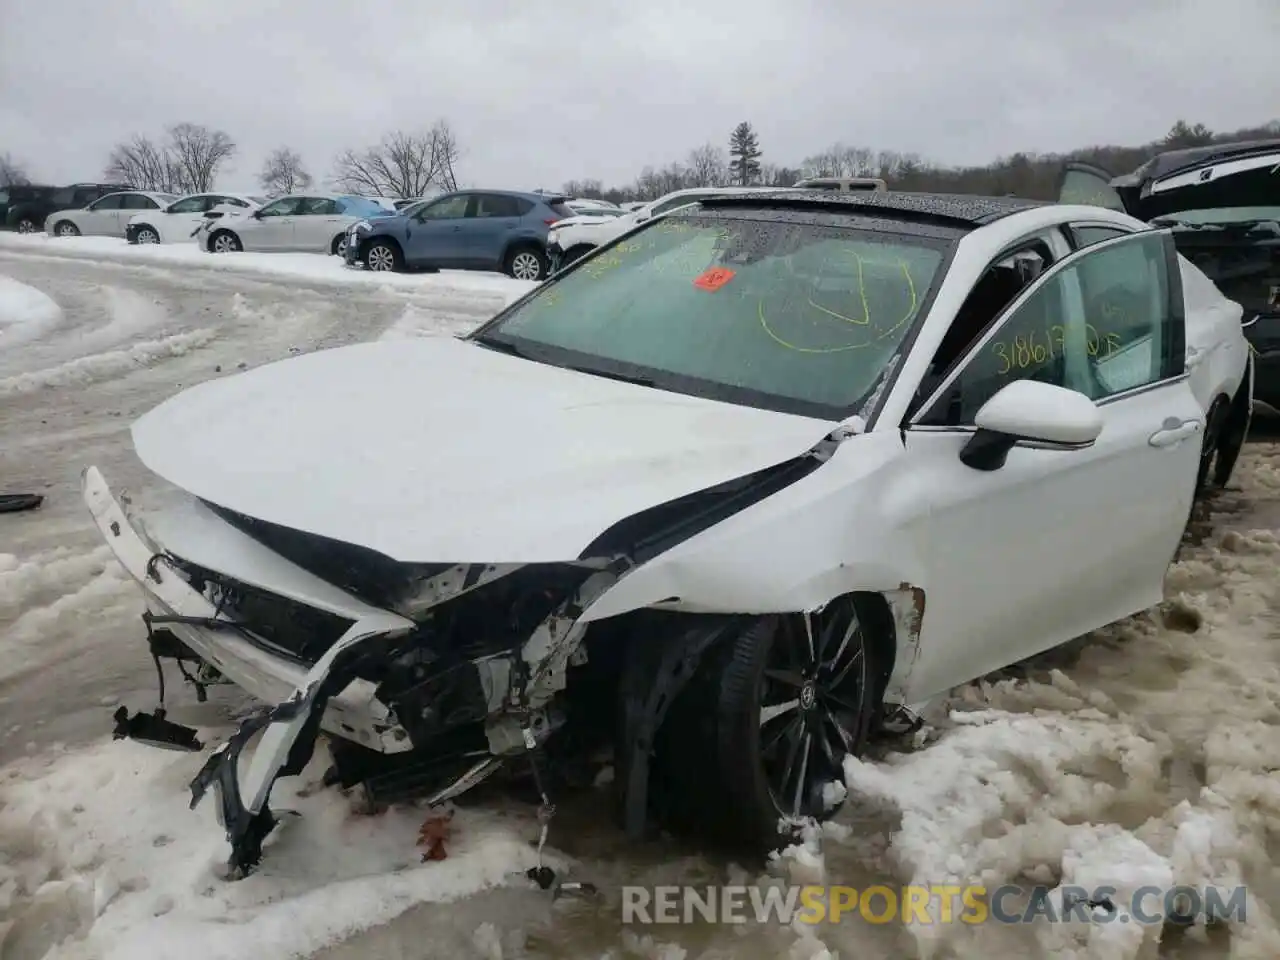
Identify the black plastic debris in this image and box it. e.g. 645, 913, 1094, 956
0, 494, 43, 514
113, 706, 203, 752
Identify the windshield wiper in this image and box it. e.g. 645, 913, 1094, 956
469, 337, 655, 387
562, 364, 656, 388
469, 336, 528, 358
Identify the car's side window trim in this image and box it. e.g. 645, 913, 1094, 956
908, 228, 1179, 427
898, 229, 1063, 425
1060, 220, 1142, 252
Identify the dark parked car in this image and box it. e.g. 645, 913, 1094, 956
344, 189, 575, 280
1058, 139, 1280, 416
4, 182, 135, 234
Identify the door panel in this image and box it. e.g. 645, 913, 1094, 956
82, 195, 124, 235
902, 229, 1198, 701
248, 198, 301, 250
466, 194, 522, 265
404, 194, 471, 265
901, 378, 1201, 703
291, 197, 342, 251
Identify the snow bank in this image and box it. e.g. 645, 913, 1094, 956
0, 547, 140, 688
836, 522, 1280, 958
0, 274, 62, 346
0, 329, 219, 397
0, 738, 550, 960
0, 234, 537, 306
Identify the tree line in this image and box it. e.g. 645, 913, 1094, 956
0, 120, 461, 199
563, 117, 1280, 204
2, 116, 1276, 204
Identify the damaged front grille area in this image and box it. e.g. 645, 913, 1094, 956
203, 501, 453, 611
168, 556, 355, 664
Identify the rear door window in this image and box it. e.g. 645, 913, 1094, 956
475, 194, 523, 218
121, 193, 158, 210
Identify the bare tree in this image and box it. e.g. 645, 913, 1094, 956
332, 122, 460, 198
259, 146, 313, 196
167, 123, 237, 192
685, 143, 728, 187
104, 123, 237, 193
0, 153, 30, 187
561, 178, 605, 198
105, 135, 185, 192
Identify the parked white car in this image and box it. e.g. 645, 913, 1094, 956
548, 185, 803, 267
45, 191, 178, 238
126, 193, 265, 245
566, 199, 624, 217
85, 191, 1249, 876
194, 193, 393, 256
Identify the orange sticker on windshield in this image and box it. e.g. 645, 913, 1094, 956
693, 267, 735, 291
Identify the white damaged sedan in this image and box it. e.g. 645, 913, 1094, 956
84, 190, 1251, 876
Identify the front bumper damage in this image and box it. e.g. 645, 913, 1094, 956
83, 466, 627, 876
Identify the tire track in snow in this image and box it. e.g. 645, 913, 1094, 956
0, 328, 219, 398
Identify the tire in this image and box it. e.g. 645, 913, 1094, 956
54, 221, 80, 238
1213, 363, 1253, 489
331, 233, 348, 257
135, 226, 160, 245
1195, 398, 1230, 497
651, 598, 883, 851
504, 245, 547, 281
16, 218, 37, 234
364, 240, 402, 273
209, 230, 242, 253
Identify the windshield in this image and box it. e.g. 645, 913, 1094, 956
1156, 206, 1280, 226
474, 214, 948, 418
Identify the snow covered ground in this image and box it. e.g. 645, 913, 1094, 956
1, 245, 1278, 960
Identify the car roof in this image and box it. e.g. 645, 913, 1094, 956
1116, 138, 1280, 187
695, 189, 1048, 229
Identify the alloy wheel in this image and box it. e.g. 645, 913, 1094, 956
17, 220, 34, 234
57, 223, 78, 237
212, 234, 237, 253
758, 605, 867, 822
137, 228, 159, 244
511, 251, 542, 281
367, 245, 395, 272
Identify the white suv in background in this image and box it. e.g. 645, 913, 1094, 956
126, 193, 265, 244
547, 185, 801, 269
45, 191, 178, 238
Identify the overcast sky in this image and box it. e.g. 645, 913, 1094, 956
2, 0, 1277, 193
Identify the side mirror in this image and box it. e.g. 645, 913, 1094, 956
251, 209, 265, 219
634, 209, 651, 222
960, 379, 1102, 472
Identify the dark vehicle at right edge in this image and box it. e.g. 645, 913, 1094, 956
344, 189, 576, 281
1059, 138, 1280, 417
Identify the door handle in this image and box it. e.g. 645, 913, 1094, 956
1148, 418, 1202, 448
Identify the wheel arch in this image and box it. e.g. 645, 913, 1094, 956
209, 226, 240, 247
501, 235, 545, 263
360, 233, 403, 260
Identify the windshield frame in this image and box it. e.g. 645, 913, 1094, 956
469, 207, 959, 422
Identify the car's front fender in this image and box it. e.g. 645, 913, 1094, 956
580, 431, 929, 621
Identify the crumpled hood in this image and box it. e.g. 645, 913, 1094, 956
131, 336, 837, 563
